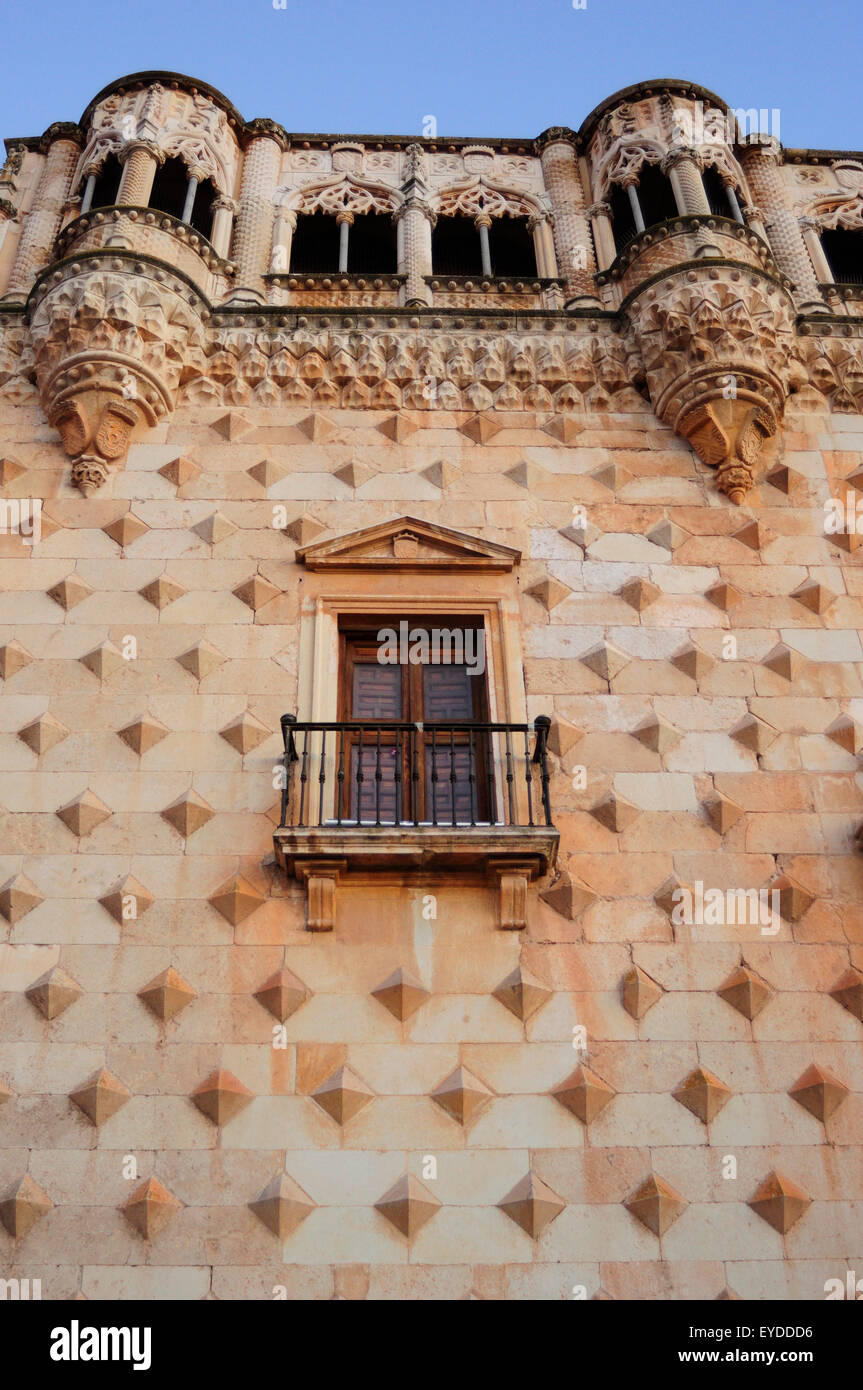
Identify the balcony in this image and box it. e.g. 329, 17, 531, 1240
55, 207, 233, 293
273, 716, 559, 930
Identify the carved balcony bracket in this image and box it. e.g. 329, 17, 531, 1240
625, 264, 796, 504
27, 253, 206, 494
295, 859, 346, 932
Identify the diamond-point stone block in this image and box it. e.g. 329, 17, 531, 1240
431, 1065, 494, 1125
311, 1066, 375, 1125
208, 874, 264, 925
370, 967, 429, 1021
748, 1171, 811, 1233
161, 790, 215, 839
122, 1177, 182, 1239
26, 966, 83, 1020
191, 1070, 254, 1127
625, 1174, 688, 1236
717, 963, 772, 1020
138, 966, 197, 1021
492, 964, 552, 1022
56, 789, 111, 838
0, 1174, 53, 1238
553, 1064, 616, 1124
788, 1063, 849, 1122
375, 1174, 441, 1238
498, 1172, 565, 1238
249, 1172, 316, 1238
672, 1066, 732, 1124
253, 967, 309, 1022
69, 1068, 131, 1127
622, 965, 663, 1019
0, 873, 44, 924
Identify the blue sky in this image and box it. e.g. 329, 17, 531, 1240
2, 0, 860, 150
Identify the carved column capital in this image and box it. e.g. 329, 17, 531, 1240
741, 135, 783, 165
243, 118, 290, 151
119, 140, 165, 168
211, 194, 238, 215
662, 145, 705, 175
535, 126, 579, 154
38, 122, 82, 154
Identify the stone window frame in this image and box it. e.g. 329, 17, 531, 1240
272, 518, 559, 932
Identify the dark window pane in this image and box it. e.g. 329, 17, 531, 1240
422, 662, 473, 720
610, 183, 638, 255
488, 217, 537, 276
822, 228, 863, 286
149, 156, 190, 219
90, 155, 123, 209
291, 212, 340, 272
349, 212, 397, 272
351, 663, 403, 720
637, 163, 678, 228
432, 215, 481, 274
703, 167, 730, 216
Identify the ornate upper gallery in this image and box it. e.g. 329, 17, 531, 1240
0, 71, 862, 499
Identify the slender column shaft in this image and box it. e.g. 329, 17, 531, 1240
627, 182, 646, 234
726, 184, 744, 224
79, 174, 97, 216
210, 196, 236, 259
338, 217, 350, 273
478, 220, 492, 277
181, 175, 199, 225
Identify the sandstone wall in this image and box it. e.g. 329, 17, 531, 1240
0, 379, 861, 1299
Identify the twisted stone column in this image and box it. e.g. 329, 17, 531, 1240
228, 121, 287, 303
116, 142, 162, 207
663, 148, 710, 215
3, 124, 80, 300
537, 127, 598, 301
396, 199, 434, 307
741, 137, 826, 309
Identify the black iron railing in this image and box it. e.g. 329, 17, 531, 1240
278, 716, 553, 831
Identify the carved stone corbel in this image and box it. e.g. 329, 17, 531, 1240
28, 255, 205, 494
487, 861, 536, 931
295, 859, 346, 932
679, 398, 775, 504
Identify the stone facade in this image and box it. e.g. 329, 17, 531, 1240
0, 71, 862, 1301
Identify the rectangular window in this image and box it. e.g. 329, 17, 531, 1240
338, 617, 491, 825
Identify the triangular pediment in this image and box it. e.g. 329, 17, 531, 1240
297, 516, 521, 571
